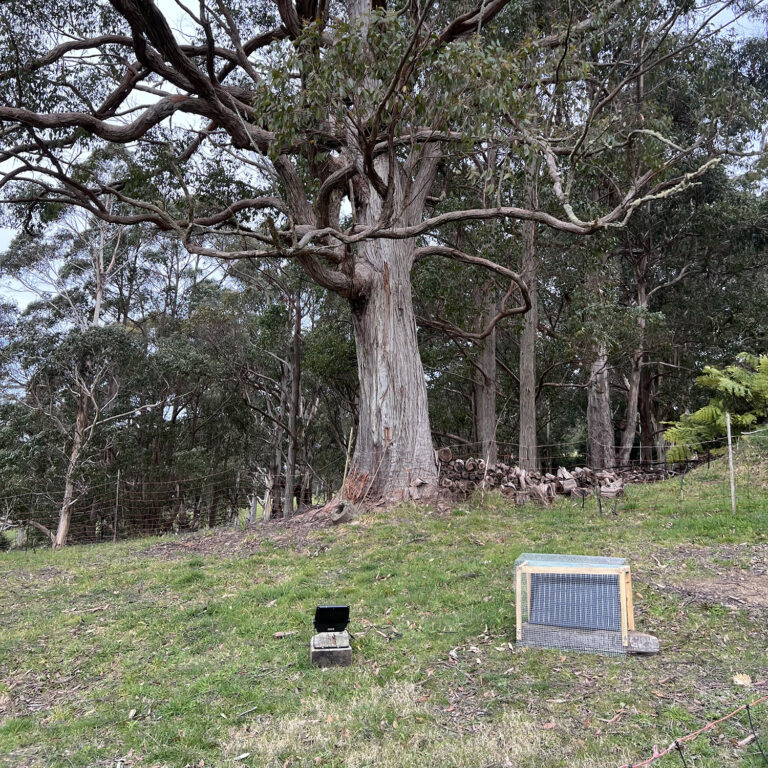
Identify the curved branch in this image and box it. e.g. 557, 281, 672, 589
276, 0, 303, 39
0, 99, 186, 144
414, 245, 530, 341
435, 0, 511, 45
192, 197, 288, 227
181, 237, 356, 297
0, 35, 133, 82
26, 519, 55, 544
315, 163, 356, 228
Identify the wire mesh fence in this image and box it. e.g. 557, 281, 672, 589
1, 428, 766, 549
0, 469, 250, 546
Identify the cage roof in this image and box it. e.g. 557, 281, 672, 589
514, 553, 628, 569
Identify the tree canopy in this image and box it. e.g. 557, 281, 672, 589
1, 0, 767, 539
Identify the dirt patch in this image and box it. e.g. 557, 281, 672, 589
680, 573, 768, 611
638, 543, 768, 614
1, 667, 91, 721
142, 506, 334, 560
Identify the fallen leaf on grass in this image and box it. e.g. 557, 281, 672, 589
233, 754, 251, 761
541, 722, 556, 730
273, 631, 298, 638
652, 690, 672, 699
67, 604, 110, 614
598, 709, 626, 724
733, 673, 752, 686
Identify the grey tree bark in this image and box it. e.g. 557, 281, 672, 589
53, 392, 88, 548
283, 293, 302, 519
342, 153, 441, 503
587, 343, 615, 470
474, 284, 498, 468
518, 165, 540, 471
347, 238, 437, 502
617, 256, 648, 467
639, 359, 659, 464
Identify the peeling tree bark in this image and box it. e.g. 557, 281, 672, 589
518, 165, 540, 472
53, 391, 88, 548
587, 343, 615, 470
347, 237, 437, 503
474, 284, 498, 468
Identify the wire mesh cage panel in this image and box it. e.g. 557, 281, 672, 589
515, 553, 634, 655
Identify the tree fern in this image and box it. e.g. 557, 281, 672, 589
664, 354, 768, 462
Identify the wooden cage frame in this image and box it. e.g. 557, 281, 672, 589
515, 558, 635, 648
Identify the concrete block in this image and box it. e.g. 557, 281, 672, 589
310, 630, 352, 667
628, 631, 660, 654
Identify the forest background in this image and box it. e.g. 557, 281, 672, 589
0, 0, 767, 546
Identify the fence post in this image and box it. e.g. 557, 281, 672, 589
726, 413, 736, 514
113, 469, 120, 543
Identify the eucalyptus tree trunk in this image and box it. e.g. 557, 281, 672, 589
53, 391, 88, 548
347, 238, 437, 502
617, 346, 642, 467
587, 344, 615, 470
617, 263, 648, 467
263, 375, 287, 521
474, 285, 497, 467
518, 166, 539, 471
342, 151, 439, 504
248, 475, 261, 525
282, 294, 302, 519
639, 360, 657, 464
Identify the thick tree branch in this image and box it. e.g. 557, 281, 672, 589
414, 245, 530, 341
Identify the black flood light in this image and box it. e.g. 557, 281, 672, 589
313, 604, 350, 633
310, 605, 351, 666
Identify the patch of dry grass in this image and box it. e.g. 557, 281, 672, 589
224, 680, 540, 768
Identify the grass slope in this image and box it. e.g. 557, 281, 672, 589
1, 448, 768, 768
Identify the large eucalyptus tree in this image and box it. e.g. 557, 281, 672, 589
0, 0, 749, 502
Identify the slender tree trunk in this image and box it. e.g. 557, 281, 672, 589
347, 238, 437, 503
474, 284, 497, 467
639, 358, 656, 464
587, 344, 615, 470
53, 391, 88, 548
518, 166, 539, 471
263, 364, 288, 520
617, 272, 648, 466
248, 474, 260, 524
617, 348, 642, 467
262, 481, 273, 522
283, 294, 301, 519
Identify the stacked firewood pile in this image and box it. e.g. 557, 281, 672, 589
436, 448, 674, 504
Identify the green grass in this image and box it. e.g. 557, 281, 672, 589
1, 452, 767, 768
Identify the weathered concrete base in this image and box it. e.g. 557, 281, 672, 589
519, 623, 660, 655
310, 630, 352, 667
627, 631, 660, 654
520, 622, 625, 655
